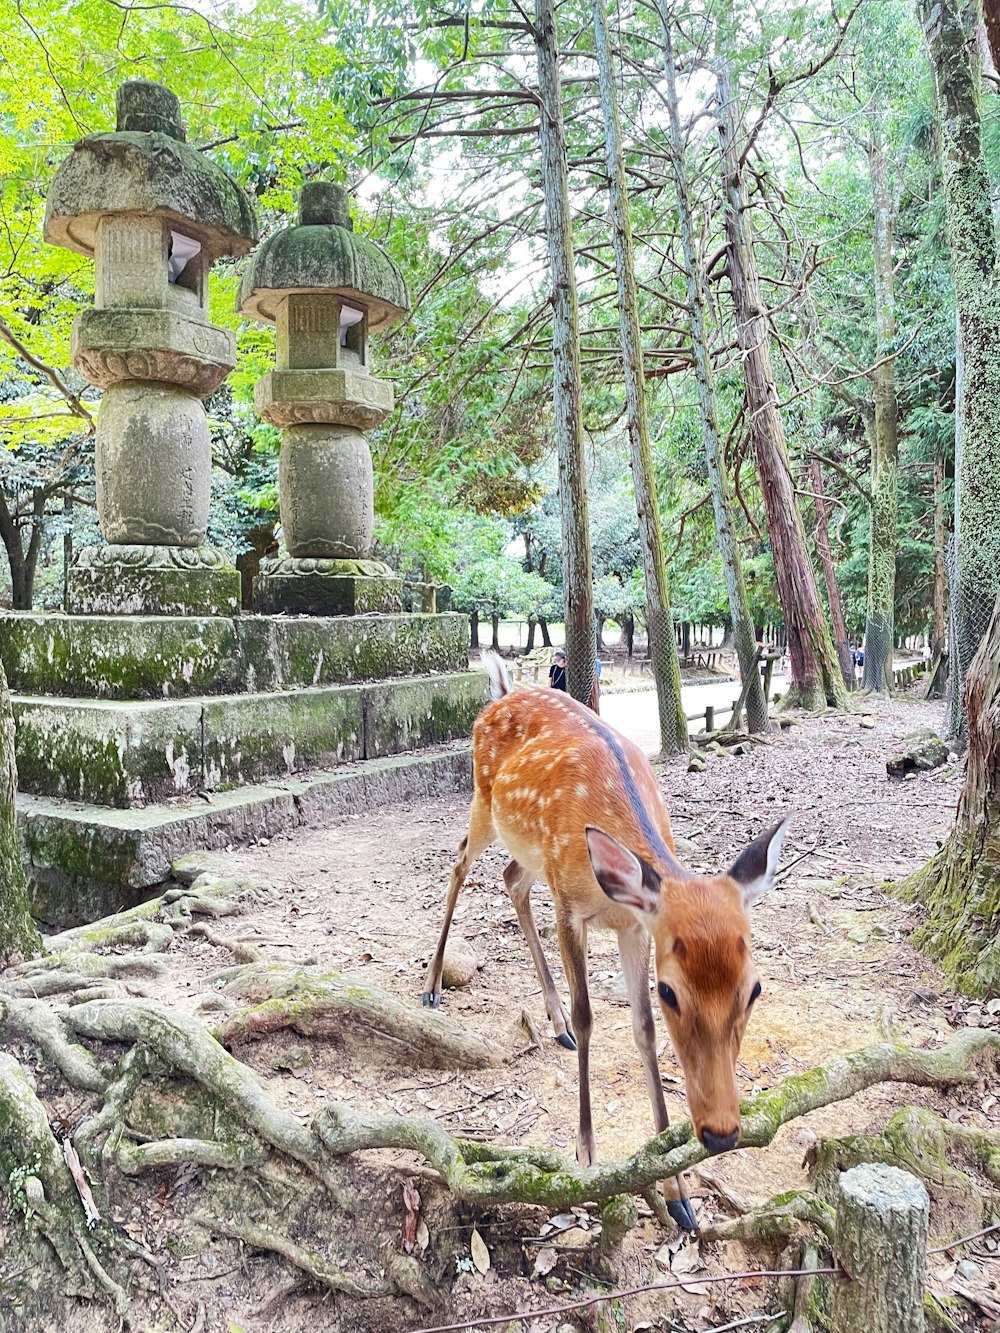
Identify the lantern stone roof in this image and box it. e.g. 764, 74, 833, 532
44, 80, 258, 258
237, 182, 409, 332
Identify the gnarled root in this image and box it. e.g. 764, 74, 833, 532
214, 961, 506, 1068
699, 1190, 835, 1245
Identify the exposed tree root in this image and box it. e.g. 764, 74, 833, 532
185, 922, 263, 962
213, 961, 506, 1068
0, 995, 106, 1091
699, 1190, 835, 1244
314, 1030, 999, 1208
64, 998, 358, 1210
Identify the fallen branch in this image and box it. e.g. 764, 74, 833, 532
214, 962, 506, 1069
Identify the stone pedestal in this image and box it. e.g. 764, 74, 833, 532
254, 557, 402, 615
66, 545, 241, 617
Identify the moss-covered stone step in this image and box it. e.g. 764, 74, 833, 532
12, 671, 486, 807
0, 610, 469, 699
18, 745, 473, 925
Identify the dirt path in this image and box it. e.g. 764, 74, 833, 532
29, 688, 998, 1332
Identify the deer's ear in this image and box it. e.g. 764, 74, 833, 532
586, 827, 661, 914
728, 815, 792, 910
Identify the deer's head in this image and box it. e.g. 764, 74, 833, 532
586, 818, 790, 1155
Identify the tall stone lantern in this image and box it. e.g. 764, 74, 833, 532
238, 181, 409, 615
44, 80, 258, 616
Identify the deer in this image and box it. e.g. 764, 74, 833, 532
422, 653, 790, 1232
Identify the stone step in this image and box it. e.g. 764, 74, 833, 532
13, 671, 485, 807
19, 744, 473, 925
0, 610, 467, 699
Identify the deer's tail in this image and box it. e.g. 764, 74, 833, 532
481, 651, 512, 700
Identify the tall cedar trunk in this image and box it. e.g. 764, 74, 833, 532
0, 661, 41, 965
659, 18, 767, 732
717, 63, 849, 712
903, 590, 1000, 993
593, 0, 687, 752
862, 128, 900, 694
534, 0, 597, 708
810, 457, 855, 688
624, 612, 634, 657
470, 610, 480, 651
928, 455, 950, 700
919, 0, 1000, 743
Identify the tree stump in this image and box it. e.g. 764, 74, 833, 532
832, 1163, 928, 1333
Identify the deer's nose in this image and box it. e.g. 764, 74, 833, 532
701, 1127, 739, 1155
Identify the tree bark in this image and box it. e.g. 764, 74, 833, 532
862, 127, 900, 694
0, 489, 44, 612
623, 611, 635, 657
491, 612, 500, 651
593, 0, 687, 753
526, 616, 538, 651
901, 589, 1000, 993
539, 616, 552, 647
0, 661, 41, 966
534, 0, 597, 708
932, 456, 948, 659
469, 609, 480, 651
831, 1164, 928, 1333
659, 18, 767, 733
919, 0, 1000, 742
810, 458, 854, 688
717, 62, 849, 712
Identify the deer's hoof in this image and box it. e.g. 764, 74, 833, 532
556, 1031, 577, 1051
667, 1197, 699, 1232
422, 991, 441, 1009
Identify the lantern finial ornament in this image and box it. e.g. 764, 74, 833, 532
238, 181, 410, 614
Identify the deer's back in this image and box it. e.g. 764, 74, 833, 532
471, 687, 676, 923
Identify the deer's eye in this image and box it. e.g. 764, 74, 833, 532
658, 982, 679, 1012
748, 981, 762, 1008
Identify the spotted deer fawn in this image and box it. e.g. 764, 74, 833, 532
423, 653, 790, 1231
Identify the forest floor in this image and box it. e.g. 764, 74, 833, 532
7, 684, 1000, 1333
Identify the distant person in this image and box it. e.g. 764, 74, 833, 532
549, 649, 567, 692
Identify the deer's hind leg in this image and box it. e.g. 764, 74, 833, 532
503, 859, 576, 1050
422, 791, 496, 1007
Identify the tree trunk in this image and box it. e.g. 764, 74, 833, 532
539, 617, 552, 648
526, 617, 538, 651
534, 0, 597, 708
470, 610, 480, 651
902, 589, 1000, 992
810, 457, 854, 688
0, 490, 42, 612
659, 17, 767, 733
717, 62, 849, 712
624, 611, 635, 658
919, 0, 1000, 743
491, 612, 500, 652
595, 613, 605, 649
593, 0, 687, 753
0, 662, 41, 966
862, 128, 900, 694
926, 455, 950, 699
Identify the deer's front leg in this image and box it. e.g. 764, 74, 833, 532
555, 908, 595, 1167
617, 925, 697, 1232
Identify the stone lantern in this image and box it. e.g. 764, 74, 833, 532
44, 80, 258, 616
238, 181, 409, 615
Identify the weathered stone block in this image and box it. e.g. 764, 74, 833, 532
254, 366, 394, 428
363, 673, 487, 758
72, 306, 235, 395
67, 545, 241, 617
202, 686, 364, 789
17, 748, 472, 924
254, 563, 403, 615
0, 611, 471, 697
12, 696, 202, 807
